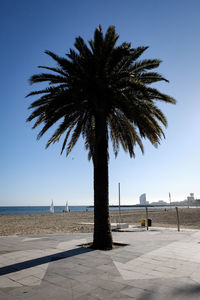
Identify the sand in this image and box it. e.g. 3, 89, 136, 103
1, 208, 200, 236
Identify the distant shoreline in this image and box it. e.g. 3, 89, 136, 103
0, 205, 195, 215
89, 204, 192, 208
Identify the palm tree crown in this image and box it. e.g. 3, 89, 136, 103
27, 25, 175, 159
27, 25, 176, 250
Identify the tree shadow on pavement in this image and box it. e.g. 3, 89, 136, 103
172, 284, 200, 297
0, 247, 94, 276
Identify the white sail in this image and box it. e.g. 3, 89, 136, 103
50, 200, 54, 213
64, 201, 69, 212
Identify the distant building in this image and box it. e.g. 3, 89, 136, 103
187, 193, 195, 204
139, 193, 149, 205
157, 200, 167, 205
150, 200, 168, 205
196, 199, 200, 206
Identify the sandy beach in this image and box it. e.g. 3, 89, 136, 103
1, 208, 200, 236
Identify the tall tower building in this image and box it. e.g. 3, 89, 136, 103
187, 193, 195, 204
139, 193, 147, 205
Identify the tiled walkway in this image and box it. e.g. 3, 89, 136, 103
1, 228, 200, 299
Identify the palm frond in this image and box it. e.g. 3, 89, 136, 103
147, 87, 176, 104
26, 86, 65, 98
46, 114, 79, 149
131, 59, 162, 73
38, 65, 67, 76
130, 46, 149, 61
139, 72, 169, 84
30, 73, 66, 85
66, 117, 84, 155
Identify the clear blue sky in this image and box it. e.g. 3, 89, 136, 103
1, 0, 200, 206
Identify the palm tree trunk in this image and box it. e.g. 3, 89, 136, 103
92, 113, 113, 250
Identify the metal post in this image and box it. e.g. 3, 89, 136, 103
169, 192, 171, 208
118, 182, 121, 224
175, 206, 180, 232
145, 207, 149, 230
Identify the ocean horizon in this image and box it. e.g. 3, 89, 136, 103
0, 205, 141, 215
0, 206, 91, 215
0, 205, 157, 215
0, 205, 190, 215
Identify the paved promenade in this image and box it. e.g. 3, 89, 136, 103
0, 227, 200, 299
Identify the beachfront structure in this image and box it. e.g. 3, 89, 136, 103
139, 193, 149, 205
158, 200, 166, 205
187, 193, 195, 204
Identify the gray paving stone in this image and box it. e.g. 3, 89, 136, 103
63, 272, 96, 283
17, 275, 41, 286
111, 255, 135, 263
87, 267, 108, 277
121, 286, 152, 299
88, 286, 118, 300
1, 228, 200, 299
27, 281, 81, 300
97, 263, 118, 273
71, 281, 97, 294
75, 293, 99, 300
0, 290, 8, 299
1, 287, 37, 300
87, 277, 128, 291
109, 291, 137, 299
53, 267, 83, 278
43, 272, 76, 288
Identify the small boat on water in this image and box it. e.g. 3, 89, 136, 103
50, 200, 54, 213
64, 201, 69, 212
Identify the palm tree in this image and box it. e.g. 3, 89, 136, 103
27, 25, 176, 250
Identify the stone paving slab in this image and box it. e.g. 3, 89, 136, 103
0, 228, 200, 299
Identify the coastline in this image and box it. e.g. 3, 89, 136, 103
1, 208, 200, 236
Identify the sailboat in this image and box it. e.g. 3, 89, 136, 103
64, 201, 69, 212
50, 200, 54, 213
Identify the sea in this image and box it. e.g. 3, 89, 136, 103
0, 206, 90, 215
0, 205, 192, 215
0, 205, 153, 215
